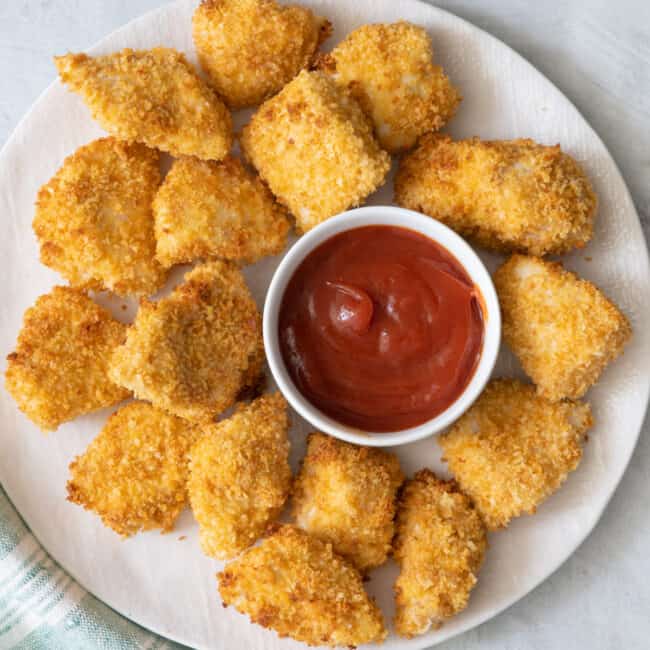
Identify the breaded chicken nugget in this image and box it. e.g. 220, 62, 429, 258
319, 22, 460, 153
241, 70, 390, 233
218, 524, 387, 647
494, 255, 632, 401
109, 261, 263, 423
153, 156, 290, 268
5, 287, 129, 431
55, 48, 232, 161
193, 0, 331, 108
292, 432, 403, 573
188, 393, 290, 559
395, 134, 596, 255
439, 379, 593, 529
33, 137, 165, 297
67, 402, 200, 536
393, 470, 487, 637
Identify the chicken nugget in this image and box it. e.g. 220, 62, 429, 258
153, 156, 290, 268
439, 379, 593, 529
55, 48, 232, 161
67, 402, 200, 536
395, 134, 596, 255
393, 470, 487, 637
319, 22, 460, 153
5, 286, 129, 431
292, 432, 403, 572
494, 255, 631, 401
241, 70, 390, 233
188, 393, 290, 559
33, 137, 165, 297
109, 261, 263, 423
218, 524, 387, 647
193, 0, 331, 108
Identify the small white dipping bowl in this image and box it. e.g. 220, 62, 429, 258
263, 206, 501, 447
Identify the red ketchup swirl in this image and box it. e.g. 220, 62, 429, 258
278, 225, 484, 432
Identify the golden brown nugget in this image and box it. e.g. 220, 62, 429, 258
153, 156, 290, 268
5, 287, 129, 431
395, 134, 597, 255
55, 48, 232, 161
241, 70, 391, 233
33, 137, 165, 297
292, 432, 403, 573
320, 22, 460, 153
109, 261, 263, 423
188, 393, 290, 559
193, 0, 331, 108
218, 525, 387, 647
494, 255, 632, 401
393, 470, 487, 637
67, 402, 200, 536
439, 379, 593, 529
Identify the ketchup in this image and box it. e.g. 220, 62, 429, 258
278, 225, 484, 432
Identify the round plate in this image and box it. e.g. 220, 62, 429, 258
1, 1, 648, 648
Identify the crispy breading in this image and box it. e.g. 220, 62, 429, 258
319, 22, 460, 153
67, 401, 200, 536
55, 48, 232, 161
292, 432, 403, 573
439, 379, 593, 529
33, 137, 165, 297
193, 0, 331, 108
5, 286, 129, 431
153, 155, 290, 268
393, 470, 487, 637
494, 255, 632, 401
188, 393, 290, 559
109, 261, 263, 423
241, 70, 391, 233
218, 524, 387, 647
395, 134, 597, 255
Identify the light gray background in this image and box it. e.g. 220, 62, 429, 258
1, 1, 648, 649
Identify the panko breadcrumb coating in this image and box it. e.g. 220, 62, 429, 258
292, 432, 403, 573
393, 470, 487, 637
319, 21, 460, 153
494, 255, 632, 401
218, 524, 387, 647
193, 0, 331, 108
395, 134, 597, 255
241, 70, 391, 233
439, 379, 593, 529
188, 393, 290, 559
5, 287, 129, 431
33, 137, 165, 297
153, 155, 290, 268
109, 261, 263, 423
67, 402, 201, 536
55, 48, 232, 161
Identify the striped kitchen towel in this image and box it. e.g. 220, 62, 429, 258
0, 486, 186, 650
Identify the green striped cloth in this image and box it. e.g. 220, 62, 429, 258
0, 486, 186, 650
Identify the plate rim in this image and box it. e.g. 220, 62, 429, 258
0, 0, 648, 648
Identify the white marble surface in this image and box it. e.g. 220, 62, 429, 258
0, 1, 648, 649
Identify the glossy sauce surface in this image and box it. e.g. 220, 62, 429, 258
279, 225, 484, 431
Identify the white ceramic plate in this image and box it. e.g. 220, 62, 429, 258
0, 1, 649, 649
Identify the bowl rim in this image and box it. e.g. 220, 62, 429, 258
263, 205, 501, 447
